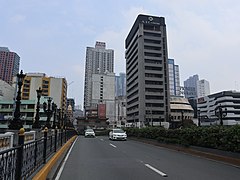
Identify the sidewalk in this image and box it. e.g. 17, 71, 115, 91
130, 137, 240, 168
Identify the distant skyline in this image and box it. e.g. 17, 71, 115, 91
1, 0, 240, 107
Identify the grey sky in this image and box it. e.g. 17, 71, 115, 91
1, 0, 240, 107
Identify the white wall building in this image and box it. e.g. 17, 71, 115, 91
198, 90, 240, 126
197, 79, 210, 98
91, 72, 115, 123
0, 80, 15, 101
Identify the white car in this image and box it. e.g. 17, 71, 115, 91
84, 129, 95, 137
109, 129, 127, 140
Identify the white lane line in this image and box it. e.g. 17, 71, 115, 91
100, 139, 104, 141
145, 164, 167, 177
110, 143, 116, 148
55, 137, 78, 180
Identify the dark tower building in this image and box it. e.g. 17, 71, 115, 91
125, 14, 170, 126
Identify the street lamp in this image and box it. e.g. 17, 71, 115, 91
215, 104, 227, 126
181, 110, 184, 127
9, 70, 26, 130
197, 109, 201, 127
52, 103, 57, 129
43, 97, 54, 128
32, 87, 42, 129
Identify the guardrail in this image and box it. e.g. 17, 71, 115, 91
0, 128, 76, 180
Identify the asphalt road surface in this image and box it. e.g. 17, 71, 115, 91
57, 136, 240, 180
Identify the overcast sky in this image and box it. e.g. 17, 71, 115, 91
1, 0, 240, 107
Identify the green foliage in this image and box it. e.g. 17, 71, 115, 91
126, 125, 240, 152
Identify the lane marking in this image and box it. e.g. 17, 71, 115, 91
110, 143, 116, 148
55, 136, 78, 180
100, 139, 104, 141
145, 164, 167, 177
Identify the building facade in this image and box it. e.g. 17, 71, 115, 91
115, 96, 127, 127
91, 73, 115, 123
115, 73, 126, 97
197, 79, 210, 98
184, 74, 199, 99
0, 47, 20, 85
0, 79, 15, 101
20, 73, 67, 111
197, 90, 240, 126
170, 96, 194, 128
168, 59, 180, 96
125, 14, 170, 126
84, 41, 114, 110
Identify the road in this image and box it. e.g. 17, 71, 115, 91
57, 136, 240, 180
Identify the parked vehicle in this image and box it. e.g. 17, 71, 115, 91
109, 129, 127, 140
84, 129, 95, 137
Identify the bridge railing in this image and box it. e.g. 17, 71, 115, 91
0, 128, 77, 180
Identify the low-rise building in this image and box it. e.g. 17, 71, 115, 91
197, 90, 240, 126
0, 96, 55, 129
170, 96, 194, 128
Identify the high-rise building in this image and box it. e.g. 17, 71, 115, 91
84, 41, 114, 110
115, 73, 126, 97
125, 14, 170, 127
184, 74, 199, 99
67, 98, 75, 112
168, 59, 180, 96
197, 79, 210, 98
19, 73, 67, 111
0, 47, 20, 85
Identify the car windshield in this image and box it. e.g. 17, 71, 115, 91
113, 129, 125, 133
86, 129, 94, 132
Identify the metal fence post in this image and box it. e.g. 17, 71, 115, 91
15, 128, 25, 180
60, 127, 63, 146
54, 127, 57, 152
65, 128, 67, 143
34, 139, 38, 167
43, 127, 48, 164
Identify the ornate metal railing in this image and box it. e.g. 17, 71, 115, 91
0, 128, 76, 180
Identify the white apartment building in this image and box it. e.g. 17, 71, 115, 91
91, 72, 115, 123
197, 79, 210, 98
198, 90, 240, 126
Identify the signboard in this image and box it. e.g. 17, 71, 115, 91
98, 104, 106, 118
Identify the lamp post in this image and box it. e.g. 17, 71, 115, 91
181, 110, 184, 127
197, 109, 201, 127
215, 104, 227, 126
52, 103, 57, 129
9, 70, 26, 130
43, 97, 54, 128
32, 87, 42, 129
